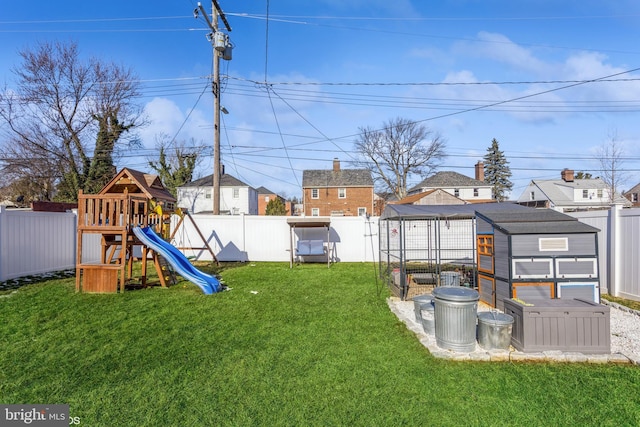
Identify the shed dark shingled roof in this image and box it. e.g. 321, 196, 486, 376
302, 169, 373, 187
476, 210, 600, 234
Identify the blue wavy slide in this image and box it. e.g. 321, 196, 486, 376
133, 226, 222, 294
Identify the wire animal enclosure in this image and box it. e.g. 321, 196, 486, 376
379, 205, 477, 300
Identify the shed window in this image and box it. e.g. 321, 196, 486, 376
539, 237, 568, 251
512, 259, 553, 279
477, 235, 494, 274
556, 258, 597, 278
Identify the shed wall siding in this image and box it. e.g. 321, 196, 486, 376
495, 279, 511, 311
510, 234, 596, 256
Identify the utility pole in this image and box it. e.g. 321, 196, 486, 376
195, 1, 231, 214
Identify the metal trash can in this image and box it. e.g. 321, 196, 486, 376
433, 287, 479, 352
413, 294, 433, 322
413, 295, 435, 335
440, 271, 461, 287
420, 300, 435, 335
477, 312, 514, 350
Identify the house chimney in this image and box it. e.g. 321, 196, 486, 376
333, 158, 340, 172
561, 168, 574, 182
475, 161, 484, 181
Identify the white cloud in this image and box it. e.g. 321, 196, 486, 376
139, 97, 212, 149
454, 31, 550, 76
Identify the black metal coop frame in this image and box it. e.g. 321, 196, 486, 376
379, 203, 534, 300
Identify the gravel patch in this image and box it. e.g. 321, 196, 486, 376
389, 296, 640, 364
602, 299, 640, 363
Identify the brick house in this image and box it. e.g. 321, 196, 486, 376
302, 158, 374, 217
256, 186, 292, 215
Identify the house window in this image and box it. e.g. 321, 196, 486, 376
598, 189, 603, 199
473, 188, 479, 197
632, 193, 639, 203
264, 196, 270, 202
338, 188, 346, 199
358, 207, 367, 216
530, 191, 535, 201
583, 190, 589, 199
311, 208, 320, 216
454, 189, 460, 197
205, 189, 212, 199
311, 188, 319, 199
233, 188, 240, 199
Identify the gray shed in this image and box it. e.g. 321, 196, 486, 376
379, 203, 534, 300
475, 209, 601, 310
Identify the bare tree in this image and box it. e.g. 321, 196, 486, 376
355, 117, 446, 200
596, 130, 628, 204
0, 41, 144, 201
148, 133, 205, 197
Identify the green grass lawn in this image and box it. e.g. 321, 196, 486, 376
1, 262, 639, 426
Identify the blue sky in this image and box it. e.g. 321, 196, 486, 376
2, 1, 640, 200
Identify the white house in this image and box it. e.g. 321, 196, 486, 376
177, 173, 258, 215
517, 168, 632, 212
407, 162, 493, 203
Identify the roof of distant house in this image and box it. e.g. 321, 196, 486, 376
181, 173, 253, 189
256, 186, 277, 195
529, 178, 631, 207
409, 171, 487, 192
302, 169, 373, 187
392, 188, 466, 205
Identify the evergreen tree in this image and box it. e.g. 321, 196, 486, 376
265, 198, 288, 215
483, 138, 513, 202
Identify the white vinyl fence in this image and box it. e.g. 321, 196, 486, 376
0, 206, 76, 281
169, 214, 379, 263
2, 205, 640, 302
569, 204, 640, 301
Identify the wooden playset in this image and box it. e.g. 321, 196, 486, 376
75, 168, 178, 293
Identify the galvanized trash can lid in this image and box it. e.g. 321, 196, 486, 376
478, 311, 514, 325
432, 286, 479, 302
412, 294, 433, 303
